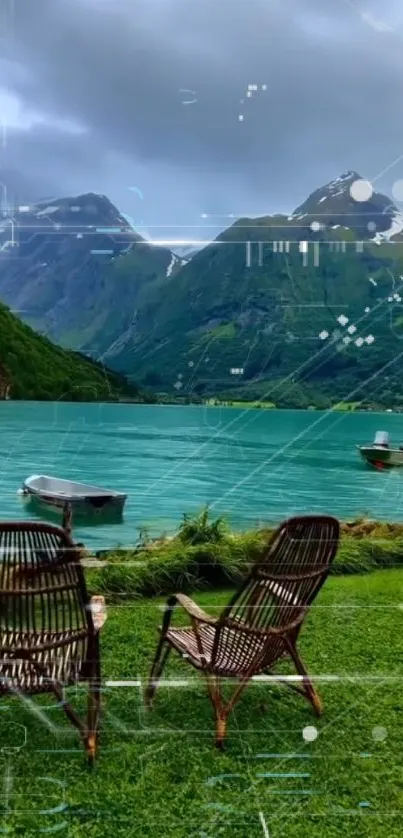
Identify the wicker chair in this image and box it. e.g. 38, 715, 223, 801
0, 518, 106, 764
145, 515, 340, 748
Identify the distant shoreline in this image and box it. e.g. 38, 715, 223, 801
200, 401, 399, 413
0, 397, 400, 413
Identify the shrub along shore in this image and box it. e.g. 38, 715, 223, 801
84, 509, 403, 601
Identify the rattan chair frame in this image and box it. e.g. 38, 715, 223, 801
145, 515, 340, 748
0, 513, 104, 764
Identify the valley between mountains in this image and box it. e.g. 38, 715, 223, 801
1, 170, 403, 408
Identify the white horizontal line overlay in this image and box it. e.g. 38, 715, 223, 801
105, 674, 403, 688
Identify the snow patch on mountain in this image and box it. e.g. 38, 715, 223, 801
372, 212, 403, 244
166, 253, 190, 276
36, 206, 59, 217
328, 171, 357, 188
166, 253, 178, 277
321, 172, 358, 199
165, 253, 188, 276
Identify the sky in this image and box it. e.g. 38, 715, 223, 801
1, 0, 403, 240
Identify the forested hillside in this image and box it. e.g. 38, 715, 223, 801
0, 302, 142, 401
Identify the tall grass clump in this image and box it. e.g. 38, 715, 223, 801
177, 506, 228, 545
85, 511, 403, 601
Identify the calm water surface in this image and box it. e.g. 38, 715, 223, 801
1, 401, 403, 549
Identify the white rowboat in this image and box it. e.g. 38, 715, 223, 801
22, 474, 127, 519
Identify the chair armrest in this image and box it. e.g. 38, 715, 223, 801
89, 596, 107, 632
173, 593, 217, 625
159, 593, 217, 636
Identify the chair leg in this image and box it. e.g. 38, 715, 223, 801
85, 636, 101, 766
86, 679, 101, 766
51, 683, 86, 735
145, 638, 171, 707
309, 689, 323, 717
11, 650, 102, 763
302, 673, 323, 717
215, 711, 228, 750
286, 640, 323, 716
50, 683, 97, 761
299, 665, 323, 717
55, 683, 101, 765
207, 678, 227, 750
207, 673, 253, 750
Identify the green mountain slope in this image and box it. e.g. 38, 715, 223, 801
102, 172, 403, 408
0, 302, 142, 401
2, 171, 403, 408
108, 237, 403, 403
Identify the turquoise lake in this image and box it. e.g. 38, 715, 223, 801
1, 401, 403, 549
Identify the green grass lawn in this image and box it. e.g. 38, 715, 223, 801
225, 400, 277, 409
332, 401, 362, 412
1, 569, 403, 837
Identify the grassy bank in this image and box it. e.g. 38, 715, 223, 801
86, 510, 403, 601
2, 568, 403, 837
2, 510, 403, 835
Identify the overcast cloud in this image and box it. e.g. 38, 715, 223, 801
1, 0, 403, 238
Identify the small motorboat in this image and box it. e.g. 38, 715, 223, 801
21, 474, 127, 520
357, 431, 403, 469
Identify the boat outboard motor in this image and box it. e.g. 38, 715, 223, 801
373, 431, 389, 448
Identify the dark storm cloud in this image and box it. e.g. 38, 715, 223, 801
4, 125, 96, 173
2, 0, 403, 227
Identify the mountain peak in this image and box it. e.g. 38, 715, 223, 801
330, 169, 361, 182
291, 169, 397, 237
33, 192, 131, 227
0, 191, 143, 271
294, 171, 366, 213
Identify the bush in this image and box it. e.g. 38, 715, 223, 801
177, 506, 228, 545
86, 510, 403, 601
